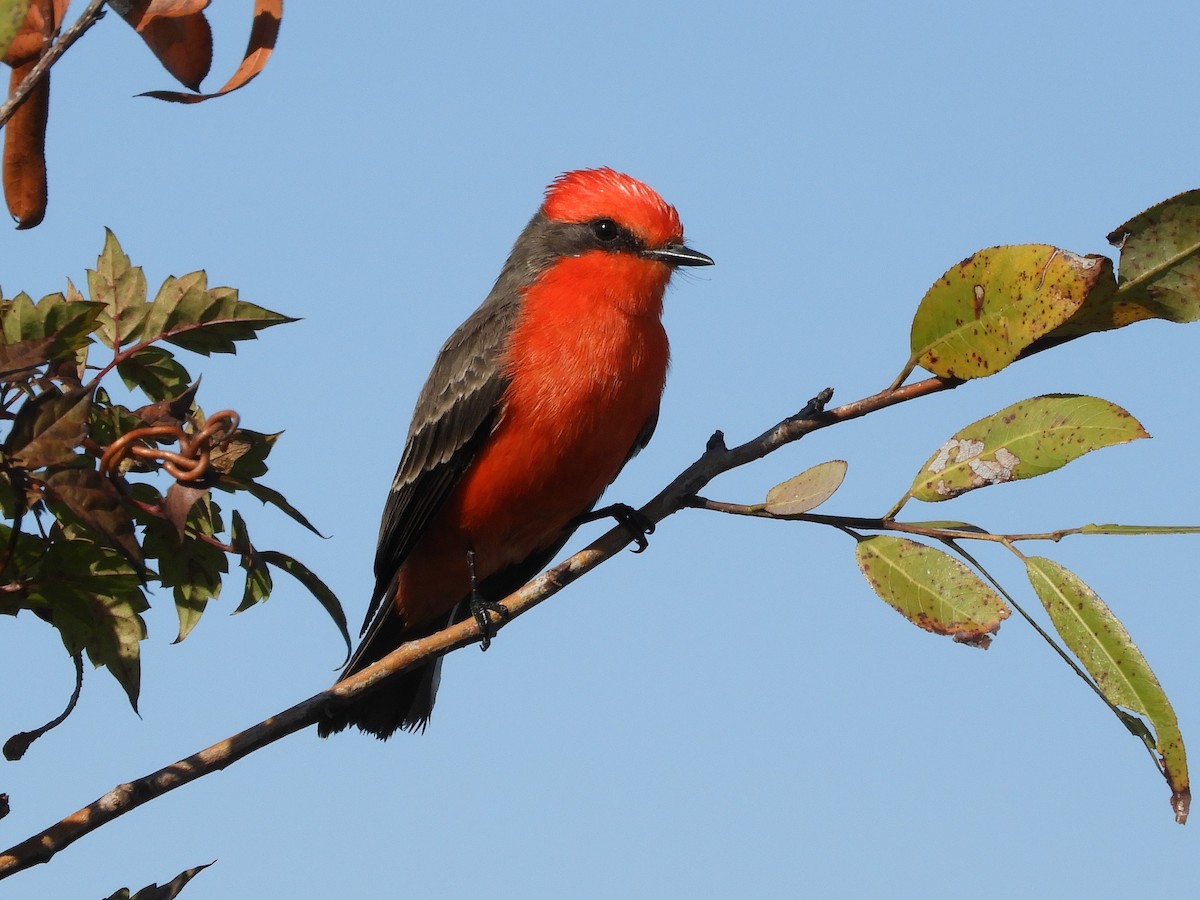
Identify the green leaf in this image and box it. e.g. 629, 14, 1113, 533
854, 535, 1010, 647
1097, 189, 1200, 327
217, 475, 327, 537
0, 523, 50, 615
910, 394, 1148, 502
89, 398, 159, 464
41, 467, 142, 567
142, 501, 227, 643
5, 387, 93, 469
139, 273, 295, 356
1079, 523, 1200, 536
0, 0, 34, 61
0, 293, 104, 380
39, 293, 106, 359
908, 245, 1116, 380
209, 429, 278, 480
260, 550, 349, 657
89, 229, 150, 349
764, 460, 847, 516
116, 345, 192, 402
900, 521, 992, 535
0, 291, 36, 341
30, 541, 148, 710
231, 511, 273, 612
0, 291, 102, 345
1026, 557, 1190, 823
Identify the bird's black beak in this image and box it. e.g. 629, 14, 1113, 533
643, 243, 715, 267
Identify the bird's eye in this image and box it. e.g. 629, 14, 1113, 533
591, 218, 619, 242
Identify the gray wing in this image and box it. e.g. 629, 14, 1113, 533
359, 296, 520, 637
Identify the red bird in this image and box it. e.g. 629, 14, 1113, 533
319, 168, 712, 738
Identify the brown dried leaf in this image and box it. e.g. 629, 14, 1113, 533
0, 334, 52, 377
117, 0, 212, 91
140, 0, 279, 103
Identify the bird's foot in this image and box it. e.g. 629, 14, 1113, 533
575, 502, 655, 553
470, 596, 509, 652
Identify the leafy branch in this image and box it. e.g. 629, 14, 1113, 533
1, 0, 283, 228
4, 186, 1200, 883
0, 231, 345, 756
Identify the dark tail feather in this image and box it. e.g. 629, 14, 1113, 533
317, 609, 441, 740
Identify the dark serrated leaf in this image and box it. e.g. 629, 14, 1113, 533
6, 387, 92, 469
260, 550, 348, 657
133, 380, 200, 428
0, 336, 53, 378
105, 861, 216, 900
208, 428, 278, 479
162, 482, 209, 541
41, 294, 105, 352
142, 502, 227, 643
90, 401, 158, 465
1, 292, 38, 341
0, 522, 46, 598
117, 345, 193, 402
41, 467, 142, 567
0, 292, 104, 363
165, 288, 296, 355
217, 475, 326, 537
231, 512, 273, 612
139, 273, 295, 355
137, 271, 209, 347
30, 541, 148, 710
89, 229, 150, 349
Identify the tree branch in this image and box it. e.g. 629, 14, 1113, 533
0, 374, 960, 880
0, 0, 106, 132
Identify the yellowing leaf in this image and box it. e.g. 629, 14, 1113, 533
910, 394, 1147, 502
139, 273, 295, 355
764, 459, 847, 516
855, 535, 1009, 647
1026, 557, 1190, 823
1102, 189, 1200, 327
909, 245, 1115, 380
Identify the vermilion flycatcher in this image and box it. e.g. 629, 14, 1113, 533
319, 168, 712, 738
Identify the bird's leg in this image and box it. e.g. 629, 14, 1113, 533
573, 503, 655, 553
466, 547, 508, 652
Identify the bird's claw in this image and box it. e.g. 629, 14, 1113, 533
576, 502, 655, 552
471, 597, 509, 652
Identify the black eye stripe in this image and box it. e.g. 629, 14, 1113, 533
535, 214, 647, 260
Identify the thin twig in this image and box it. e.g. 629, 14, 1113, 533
0, 0, 107, 132
0, 375, 962, 879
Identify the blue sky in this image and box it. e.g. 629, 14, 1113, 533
3, 2, 1200, 897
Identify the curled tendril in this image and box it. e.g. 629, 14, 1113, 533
100, 410, 240, 484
